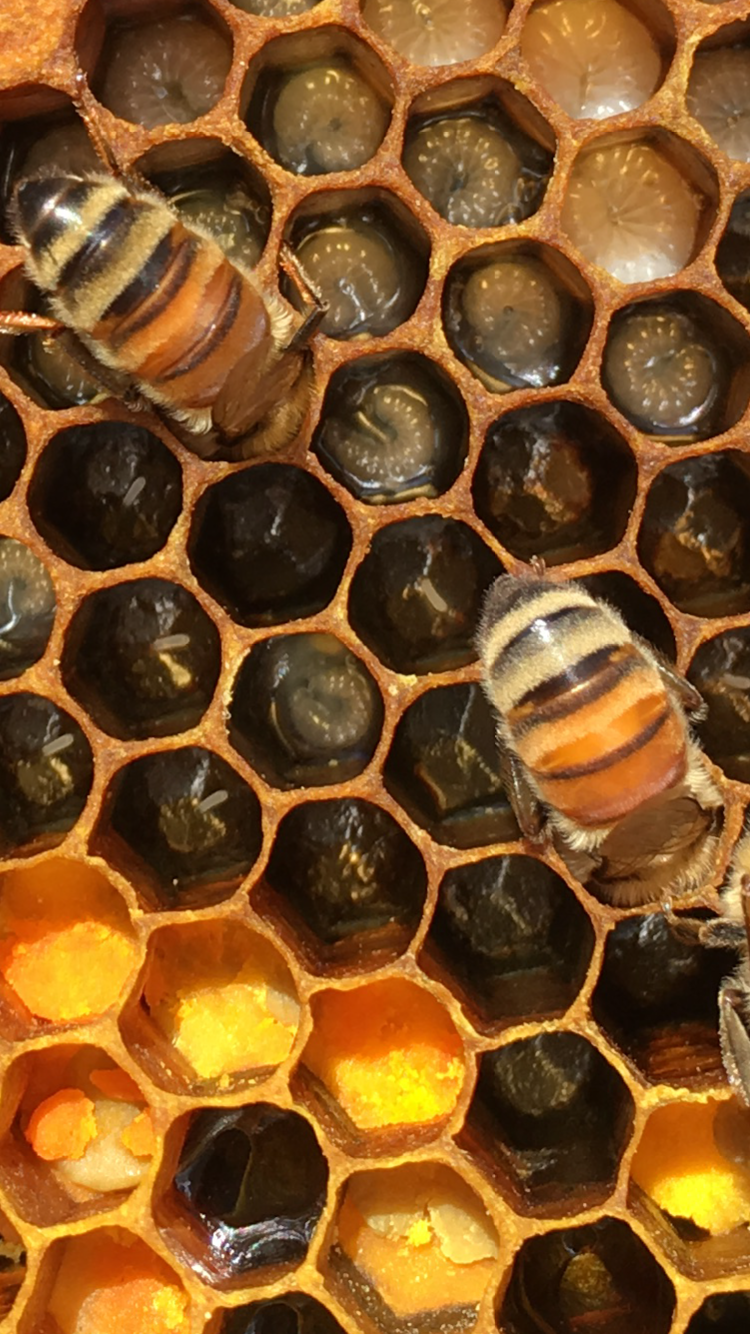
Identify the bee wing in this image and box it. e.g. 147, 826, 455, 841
594, 796, 712, 881
212, 344, 301, 438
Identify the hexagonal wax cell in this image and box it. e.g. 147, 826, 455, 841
631, 1098, 750, 1236
94, 11, 233, 128
499, 1217, 675, 1333
11, 1049, 155, 1216
0, 693, 93, 856
163, 1104, 328, 1282
464, 1033, 634, 1209
0, 537, 55, 679
688, 44, 750, 161
360, 0, 507, 66
0, 860, 138, 1029
330, 1163, 499, 1324
521, 0, 664, 120
29, 422, 182, 571
141, 920, 300, 1085
689, 627, 750, 782
41, 1229, 191, 1334
0, 393, 25, 501
221, 1293, 346, 1334
560, 138, 702, 283
302, 977, 466, 1135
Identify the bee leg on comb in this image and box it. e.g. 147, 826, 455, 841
500, 748, 546, 844
0, 312, 66, 337
71, 69, 149, 192
279, 244, 327, 350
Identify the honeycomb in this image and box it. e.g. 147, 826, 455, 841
0, 0, 750, 1330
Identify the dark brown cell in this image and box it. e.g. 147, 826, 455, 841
716, 190, 750, 310
0, 538, 55, 680
384, 682, 517, 847
313, 352, 468, 503
261, 797, 427, 970
462, 1033, 633, 1211
284, 193, 429, 340
638, 453, 750, 617
62, 579, 221, 740
158, 1104, 328, 1287
688, 628, 750, 782
0, 693, 93, 855
29, 423, 182, 571
95, 747, 262, 911
580, 571, 677, 661
190, 465, 351, 627
349, 516, 501, 673
0, 394, 25, 500
686, 1292, 750, 1333
422, 854, 594, 1028
499, 1217, 675, 1334
443, 242, 593, 391
221, 1294, 346, 1334
229, 634, 383, 788
473, 401, 636, 564
592, 913, 731, 1087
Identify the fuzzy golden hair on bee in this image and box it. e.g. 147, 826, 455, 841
6, 169, 320, 461
476, 571, 723, 907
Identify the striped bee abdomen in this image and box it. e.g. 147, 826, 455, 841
11, 173, 272, 418
478, 576, 688, 828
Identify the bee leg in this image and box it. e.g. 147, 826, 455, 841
0, 312, 66, 337
279, 244, 327, 349
71, 69, 122, 175
500, 748, 547, 843
719, 981, 750, 1106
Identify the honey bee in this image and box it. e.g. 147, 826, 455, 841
699, 831, 750, 1106
1, 138, 322, 461
477, 572, 722, 906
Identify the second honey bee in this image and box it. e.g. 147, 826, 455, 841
477, 572, 722, 906
699, 832, 750, 1106
4, 168, 321, 461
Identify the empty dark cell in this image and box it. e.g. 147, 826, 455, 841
349, 517, 501, 674
426, 855, 593, 1024
473, 402, 635, 564
222, 1293, 346, 1334
603, 304, 725, 438
638, 454, 750, 617
0, 693, 93, 854
29, 423, 182, 570
687, 1291, 750, 1334
0, 395, 25, 500
285, 203, 427, 340
230, 634, 383, 788
443, 248, 592, 391
403, 105, 551, 228
190, 465, 351, 626
62, 579, 221, 740
592, 913, 732, 1083
469, 1034, 633, 1202
499, 1218, 675, 1334
716, 190, 750, 311
264, 797, 426, 947
0, 539, 55, 679
581, 571, 676, 661
313, 352, 467, 504
102, 747, 262, 910
170, 1105, 328, 1280
688, 628, 750, 782
384, 682, 517, 847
